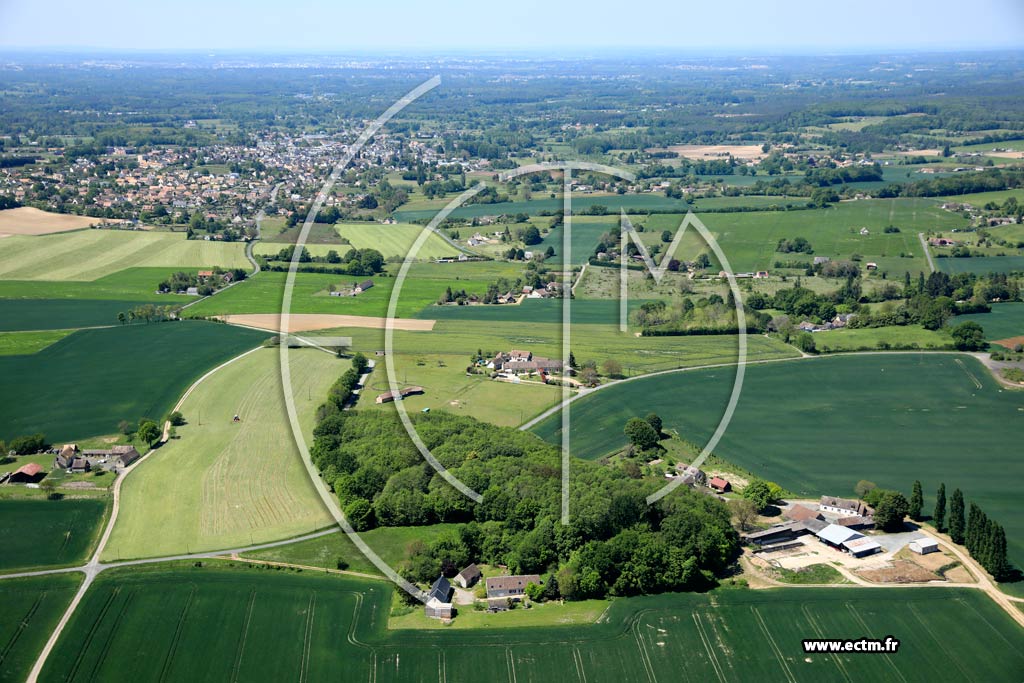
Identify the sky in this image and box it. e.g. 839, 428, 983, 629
0, 0, 1022, 53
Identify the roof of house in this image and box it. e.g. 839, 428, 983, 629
428, 576, 452, 604
815, 523, 863, 546
457, 564, 482, 583
708, 476, 730, 489
15, 462, 43, 477
820, 495, 863, 511
784, 504, 823, 522
486, 575, 541, 593
358, 279, 374, 290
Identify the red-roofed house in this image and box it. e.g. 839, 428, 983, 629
708, 476, 731, 493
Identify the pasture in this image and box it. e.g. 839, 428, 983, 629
0, 230, 248, 281
0, 499, 107, 572
0, 321, 269, 442
102, 348, 338, 560
532, 353, 1024, 568
0, 268, 201, 303
0, 207, 99, 236
0, 574, 82, 683
956, 303, 1024, 342
689, 198, 962, 274
0, 329, 73, 355
185, 270, 494, 319
0, 300, 150, 332
38, 565, 1024, 683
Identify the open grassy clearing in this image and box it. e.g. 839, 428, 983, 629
0, 329, 74, 355
102, 348, 338, 560
937, 188, 1024, 206
185, 271, 492, 319
0, 321, 269, 442
955, 303, 1024, 342
39, 565, 1024, 683
533, 353, 1024, 567
0, 207, 101, 236
0, 499, 107, 573
0, 230, 248, 281
809, 325, 954, 352
358, 353, 562, 426
0, 574, 83, 683
243, 524, 463, 575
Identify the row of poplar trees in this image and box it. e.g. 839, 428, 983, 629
928, 481, 1012, 581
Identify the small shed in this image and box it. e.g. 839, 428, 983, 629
909, 538, 939, 555
708, 476, 731, 493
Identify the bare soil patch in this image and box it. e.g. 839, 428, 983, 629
0, 207, 101, 235
220, 313, 436, 332
655, 144, 765, 162
993, 335, 1024, 350
857, 560, 939, 583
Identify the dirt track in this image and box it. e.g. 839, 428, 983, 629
220, 313, 436, 332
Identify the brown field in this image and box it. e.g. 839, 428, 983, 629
994, 335, 1024, 350
0, 207, 102, 235
653, 144, 766, 161
220, 313, 436, 332
893, 149, 941, 156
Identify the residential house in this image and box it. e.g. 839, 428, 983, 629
454, 564, 482, 589
112, 445, 141, 468
54, 444, 78, 470
485, 575, 541, 600
819, 496, 872, 517
424, 576, 454, 619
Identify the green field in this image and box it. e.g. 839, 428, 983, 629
0, 499, 107, 572
937, 255, 1024, 275
0, 231, 248, 281
0, 300, 155, 332
102, 348, 338, 560
0, 321, 269, 442
810, 325, 954, 353
0, 574, 83, 683
533, 353, 1024, 567
38, 565, 1024, 682
956, 303, 1024, 341
0, 329, 74, 355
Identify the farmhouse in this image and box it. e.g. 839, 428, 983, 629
79, 445, 141, 469
454, 564, 482, 589
489, 350, 563, 375
675, 464, 706, 486
909, 538, 939, 555
819, 496, 872, 517
424, 575, 454, 619
486, 574, 541, 600
54, 443, 78, 469
375, 386, 425, 404
354, 279, 374, 294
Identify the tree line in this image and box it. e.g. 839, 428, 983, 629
931, 481, 1013, 581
